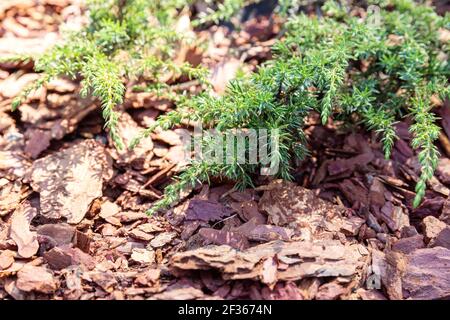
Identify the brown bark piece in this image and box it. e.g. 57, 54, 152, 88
9, 204, 39, 258
171, 240, 365, 282
30, 139, 112, 224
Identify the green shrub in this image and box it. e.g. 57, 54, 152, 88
9, 0, 209, 149
133, 0, 449, 213
7, 0, 449, 213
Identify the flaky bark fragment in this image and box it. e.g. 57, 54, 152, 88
258, 180, 351, 240
30, 139, 112, 224
376, 247, 450, 300
171, 240, 365, 282
9, 204, 39, 258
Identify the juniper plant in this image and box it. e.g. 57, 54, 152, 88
9, 0, 209, 149
7, 0, 449, 212
133, 0, 449, 213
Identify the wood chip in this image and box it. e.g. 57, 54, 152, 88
30, 139, 112, 224
421, 216, 446, 242
0, 250, 15, 270
171, 240, 364, 282
130, 248, 155, 264
149, 232, 177, 248
258, 180, 344, 239
9, 204, 39, 258
16, 265, 58, 294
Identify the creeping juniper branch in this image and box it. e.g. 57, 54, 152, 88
9, 0, 207, 148
135, 0, 449, 213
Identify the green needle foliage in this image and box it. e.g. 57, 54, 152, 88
8, 0, 449, 212
10, 0, 209, 149
133, 0, 449, 213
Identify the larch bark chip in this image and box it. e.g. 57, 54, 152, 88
30, 139, 112, 224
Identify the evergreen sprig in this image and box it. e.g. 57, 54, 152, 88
134, 0, 449, 213
9, 0, 207, 148
7, 0, 449, 212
